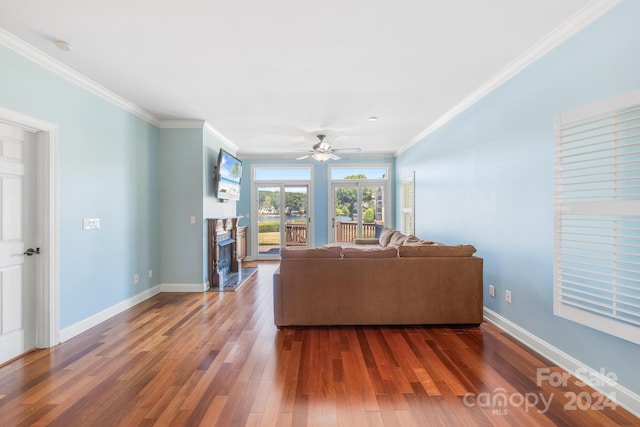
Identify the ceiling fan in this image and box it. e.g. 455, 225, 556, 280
293, 134, 362, 162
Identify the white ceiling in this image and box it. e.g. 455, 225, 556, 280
0, 0, 613, 157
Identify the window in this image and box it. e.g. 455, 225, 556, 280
554, 90, 640, 345
401, 171, 415, 235
254, 166, 311, 181
330, 166, 388, 180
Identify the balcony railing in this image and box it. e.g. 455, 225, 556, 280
282, 221, 382, 246
335, 221, 380, 243
285, 222, 307, 246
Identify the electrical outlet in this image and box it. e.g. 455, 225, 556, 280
505, 290, 512, 304
148, 269, 153, 279
190, 216, 196, 224
134, 274, 139, 284
489, 285, 495, 298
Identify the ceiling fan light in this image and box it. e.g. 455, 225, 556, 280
312, 152, 332, 162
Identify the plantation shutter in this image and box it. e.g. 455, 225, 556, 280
554, 90, 640, 345
401, 172, 415, 236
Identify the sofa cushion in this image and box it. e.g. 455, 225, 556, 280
342, 247, 398, 258
378, 227, 395, 246
281, 246, 342, 259
398, 244, 477, 257
388, 231, 409, 246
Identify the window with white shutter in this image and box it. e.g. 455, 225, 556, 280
554, 90, 640, 345
401, 172, 415, 236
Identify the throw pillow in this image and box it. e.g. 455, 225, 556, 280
398, 244, 477, 257
378, 227, 395, 247
388, 231, 409, 247
281, 246, 342, 259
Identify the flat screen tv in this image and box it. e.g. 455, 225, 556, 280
216, 149, 242, 201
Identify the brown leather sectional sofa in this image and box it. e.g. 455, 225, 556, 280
273, 230, 483, 327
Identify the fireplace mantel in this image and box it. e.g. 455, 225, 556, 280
207, 217, 240, 289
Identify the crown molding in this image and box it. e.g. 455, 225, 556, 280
395, 0, 622, 156
0, 29, 161, 126
158, 119, 206, 129
0, 28, 160, 126
0, 29, 246, 150
204, 123, 240, 152
158, 120, 240, 152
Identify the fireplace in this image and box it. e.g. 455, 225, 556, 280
207, 217, 240, 289
217, 232, 235, 285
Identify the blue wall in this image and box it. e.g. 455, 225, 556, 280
395, 1, 640, 395
159, 128, 204, 285
0, 45, 160, 329
158, 128, 239, 286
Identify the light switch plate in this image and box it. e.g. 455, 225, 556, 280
83, 218, 101, 230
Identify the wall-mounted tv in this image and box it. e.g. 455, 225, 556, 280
215, 149, 242, 201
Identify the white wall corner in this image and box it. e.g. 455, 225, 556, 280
59, 285, 162, 342
160, 283, 208, 292
484, 307, 640, 418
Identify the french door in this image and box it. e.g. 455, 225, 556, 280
331, 182, 387, 243
256, 184, 310, 258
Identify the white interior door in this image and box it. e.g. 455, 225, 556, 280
0, 122, 37, 364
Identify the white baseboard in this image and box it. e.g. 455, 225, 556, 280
484, 307, 640, 418
59, 283, 209, 343
160, 282, 208, 292
60, 285, 162, 342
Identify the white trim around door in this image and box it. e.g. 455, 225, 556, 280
0, 106, 60, 349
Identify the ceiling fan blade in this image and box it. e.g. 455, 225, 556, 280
283, 148, 313, 152
332, 147, 361, 153
329, 153, 341, 160
296, 154, 311, 160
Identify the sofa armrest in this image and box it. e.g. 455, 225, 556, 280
273, 266, 282, 327
354, 238, 380, 245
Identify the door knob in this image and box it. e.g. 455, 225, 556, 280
24, 248, 40, 256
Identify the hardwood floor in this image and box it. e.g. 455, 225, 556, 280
0, 261, 637, 426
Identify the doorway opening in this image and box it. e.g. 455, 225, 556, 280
329, 165, 390, 244
251, 166, 313, 259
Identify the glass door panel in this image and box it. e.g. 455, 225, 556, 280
257, 186, 281, 256
362, 184, 385, 238
284, 186, 309, 248
333, 185, 358, 243
332, 183, 386, 243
